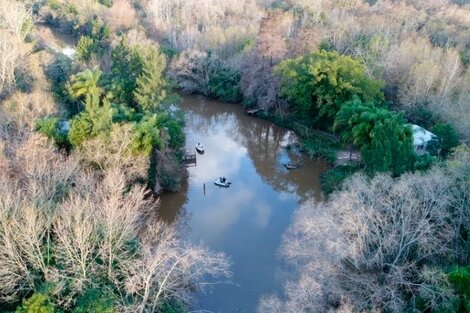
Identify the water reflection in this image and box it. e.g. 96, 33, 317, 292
160, 95, 329, 313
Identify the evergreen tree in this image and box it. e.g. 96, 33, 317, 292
15, 293, 55, 313
109, 38, 142, 105
133, 46, 168, 112
68, 68, 103, 105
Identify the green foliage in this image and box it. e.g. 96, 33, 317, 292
428, 123, 460, 158
131, 115, 164, 156
44, 56, 80, 115
47, 0, 60, 10
109, 38, 167, 109
320, 165, 359, 194
15, 293, 55, 313
72, 289, 114, 313
448, 266, 470, 312
84, 16, 110, 42
109, 38, 142, 105
69, 99, 113, 146
35, 117, 70, 147
406, 105, 437, 130
156, 115, 185, 150
68, 68, 103, 105
209, 65, 242, 103
275, 50, 384, 128
133, 46, 168, 112
161, 301, 186, 313
76, 36, 95, 62
414, 153, 435, 171
302, 136, 338, 164
98, 0, 113, 7
334, 98, 415, 176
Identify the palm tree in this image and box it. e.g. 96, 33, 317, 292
68, 68, 103, 110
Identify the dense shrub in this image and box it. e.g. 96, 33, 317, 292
275, 50, 384, 129
75, 36, 95, 62
170, 51, 242, 103
302, 137, 338, 164
209, 65, 242, 103
15, 293, 55, 313
35, 117, 70, 148
320, 164, 360, 194
428, 123, 460, 158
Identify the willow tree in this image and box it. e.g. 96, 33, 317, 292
275, 50, 384, 128
334, 98, 414, 175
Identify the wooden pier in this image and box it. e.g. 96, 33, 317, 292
184, 151, 196, 167
246, 108, 261, 116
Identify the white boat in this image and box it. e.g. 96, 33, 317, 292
214, 177, 231, 188
195, 142, 205, 153
284, 162, 300, 170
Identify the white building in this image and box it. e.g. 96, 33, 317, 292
411, 124, 436, 155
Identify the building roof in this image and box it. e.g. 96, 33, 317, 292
411, 124, 436, 146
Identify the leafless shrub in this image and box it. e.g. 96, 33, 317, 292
261, 167, 464, 312
105, 0, 137, 32
77, 123, 149, 181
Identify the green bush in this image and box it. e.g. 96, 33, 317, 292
320, 165, 360, 194
157, 115, 185, 150
448, 266, 470, 312
69, 113, 94, 146
35, 117, 70, 148
15, 293, 55, 313
209, 66, 242, 103
428, 123, 460, 158
69, 102, 113, 147
414, 153, 435, 171
302, 136, 339, 164
72, 289, 114, 313
131, 115, 164, 156
161, 301, 186, 313
98, 0, 113, 7
47, 0, 60, 10
76, 36, 95, 62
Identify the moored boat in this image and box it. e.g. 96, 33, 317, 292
214, 177, 231, 187
284, 162, 300, 170
195, 142, 205, 153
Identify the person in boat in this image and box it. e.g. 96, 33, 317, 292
221, 177, 226, 183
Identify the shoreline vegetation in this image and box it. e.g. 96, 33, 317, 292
0, 0, 469, 312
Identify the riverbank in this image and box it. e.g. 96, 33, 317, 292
241, 108, 362, 193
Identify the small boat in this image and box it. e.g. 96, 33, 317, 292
214, 177, 231, 188
284, 162, 300, 170
195, 142, 205, 153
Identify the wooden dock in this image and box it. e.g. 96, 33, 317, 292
246, 108, 261, 115
184, 151, 196, 167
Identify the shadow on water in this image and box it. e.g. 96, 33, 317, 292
160, 95, 329, 313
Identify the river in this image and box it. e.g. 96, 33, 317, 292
160, 95, 329, 313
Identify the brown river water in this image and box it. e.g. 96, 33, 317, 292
160, 95, 329, 313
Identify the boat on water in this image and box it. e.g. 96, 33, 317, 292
195, 142, 205, 153
284, 162, 300, 170
214, 177, 231, 188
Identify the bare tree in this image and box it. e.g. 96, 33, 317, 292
78, 123, 149, 181
261, 168, 464, 312
0, 136, 230, 309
